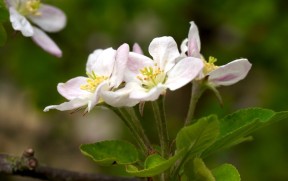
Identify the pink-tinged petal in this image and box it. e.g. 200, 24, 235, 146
101, 82, 140, 107
208, 58, 252, 86
133, 43, 143, 54
176, 38, 191, 63
188, 21, 201, 57
125, 52, 153, 82
57, 76, 91, 100
90, 48, 116, 77
9, 7, 34, 37
166, 57, 204, 90
110, 43, 129, 88
149, 36, 180, 72
43, 98, 89, 112
129, 83, 166, 102
86, 49, 103, 73
127, 52, 153, 72
31, 26, 62, 57
28, 4, 66, 32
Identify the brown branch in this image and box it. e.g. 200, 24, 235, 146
0, 148, 141, 181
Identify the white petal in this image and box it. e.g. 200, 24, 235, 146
101, 82, 140, 107
129, 83, 166, 102
188, 21, 201, 57
176, 38, 190, 63
125, 52, 153, 83
90, 48, 116, 77
208, 58, 252, 86
86, 49, 103, 73
31, 26, 62, 57
9, 7, 34, 37
148, 36, 180, 73
43, 98, 89, 112
87, 81, 108, 112
57, 76, 91, 100
28, 4, 66, 32
166, 57, 204, 90
180, 38, 188, 55
132, 43, 143, 54
110, 43, 129, 88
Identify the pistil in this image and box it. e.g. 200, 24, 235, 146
137, 64, 165, 89
203, 56, 219, 75
18, 0, 42, 16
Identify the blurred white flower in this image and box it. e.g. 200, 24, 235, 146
6, 0, 66, 57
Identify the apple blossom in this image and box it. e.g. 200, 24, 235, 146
125, 36, 204, 102
5, 0, 66, 57
44, 44, 136, 112
181, 21, 252, 86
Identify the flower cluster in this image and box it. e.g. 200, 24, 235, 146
44, 22, 251, 113
6, 0, 66, 57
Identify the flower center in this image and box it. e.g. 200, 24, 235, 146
19, 0, 42, 16
137, 64, 166, 89
80, 72, 108, 93
203, 56, 219, 75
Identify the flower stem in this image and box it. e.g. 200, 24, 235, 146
112, 107, 149, 155
125, 107, 153, 153
184, 81, 206, 126
151, 95, 169, 159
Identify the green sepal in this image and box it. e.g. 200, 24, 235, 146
212, 164, 241, 181
80, 140, 139, 166
206, 83, 223, 106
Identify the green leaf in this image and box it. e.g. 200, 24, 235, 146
184, 157, 215, 181
203, 108, 288, 157
126, 150, 184, 177
212, 164, 240, 181
144, 154, 166, 168
80, 140, 139, 166
0, 0, 9, 22
176, 115, 219, 156
0, 24, 6, 46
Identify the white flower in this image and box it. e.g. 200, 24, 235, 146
6, 0, 66, 57
181, 21, 252, 86
44, 44, 134, 112
125, 36, 204, 102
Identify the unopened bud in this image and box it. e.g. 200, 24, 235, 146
23, 148, 34, 157
28, 158, 38, 170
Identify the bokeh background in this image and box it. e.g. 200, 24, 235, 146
1, 0, 288, 180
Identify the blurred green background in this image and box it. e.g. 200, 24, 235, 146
1, 0, 288, 180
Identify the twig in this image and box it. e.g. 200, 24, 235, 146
0, 148, 141, 181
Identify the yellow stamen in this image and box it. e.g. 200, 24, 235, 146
80, 72, 108, 93
137, 65, 166, 89
19, 0, 42, 16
